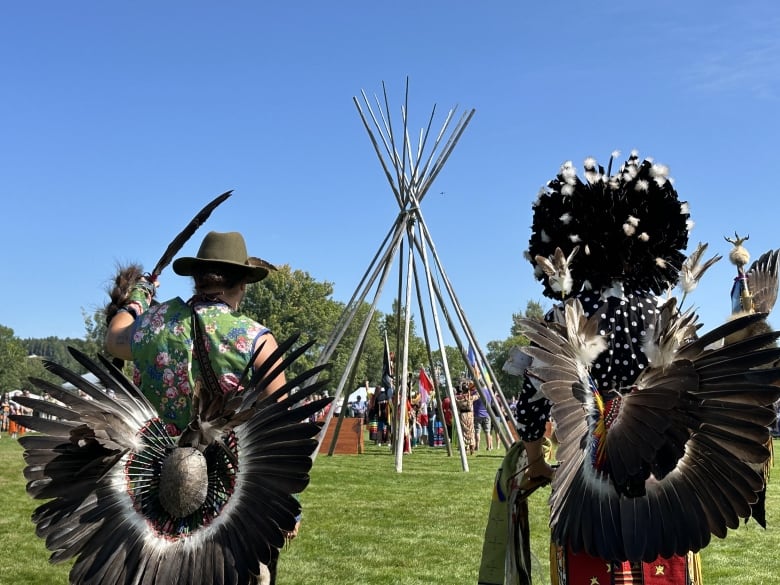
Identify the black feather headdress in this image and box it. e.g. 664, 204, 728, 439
527, 151, 691, 299
11, 335, 331, 585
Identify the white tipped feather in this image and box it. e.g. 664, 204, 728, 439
651, 163, 670, 179
564, 301, 608, 369
561, 161, 576, 182
641, 299, 699, 368
536, 246, 579, 297
680, 242, 722, 294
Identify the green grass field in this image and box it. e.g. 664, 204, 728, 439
2, 436, 779, 584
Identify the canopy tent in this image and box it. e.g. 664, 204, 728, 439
348, 386, 368, 403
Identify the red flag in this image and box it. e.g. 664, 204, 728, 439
419, 368, 433, 402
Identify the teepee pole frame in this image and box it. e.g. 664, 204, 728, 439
315, 80, 508, 471
312, 216, 406, 460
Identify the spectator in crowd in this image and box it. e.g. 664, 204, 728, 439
441, 392, 454, 442
426, 395, 437, 446
1, 393, 10, 434
375, 387, 390, 445
417, 397, 429, 446
455, 381, 478, 455
351, 395, 367, 420
773, 398, 780, 438
472, 385, 494, 451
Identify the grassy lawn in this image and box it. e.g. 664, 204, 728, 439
1, 435, 779, 584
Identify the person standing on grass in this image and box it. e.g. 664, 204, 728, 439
352, 395, 367, 420
507, 152, 766, 585
455, 382, 477, 455
472, 385, 493, 452
441, 392, 454, 443
1, 393, 9, 434
374, 387, 390, 445
105, 230, 291, 585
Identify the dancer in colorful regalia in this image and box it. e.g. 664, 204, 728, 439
11, 199, 332, 585
508, 151, 780, 585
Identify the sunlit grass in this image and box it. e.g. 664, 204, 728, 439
2, 437, 779, 584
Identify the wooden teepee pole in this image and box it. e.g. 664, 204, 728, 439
401, 213, 513, 447
394, 224, 416, 471
410, 255, 454, 455
413, 218, 469, 468
316, 212, 405, 367
318, 80, 481, 471
411, 217, 515, 447
312, 217, 407, 460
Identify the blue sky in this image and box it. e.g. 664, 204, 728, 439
2, 1, 780, 346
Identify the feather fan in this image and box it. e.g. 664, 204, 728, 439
519, 299, 780, 562
11, 334, 331, 585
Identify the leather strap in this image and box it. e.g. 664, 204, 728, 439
189, 300, 223, 399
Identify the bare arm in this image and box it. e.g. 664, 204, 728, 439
105, 312, 135, 361
105, 277, 157, 362
253, 333, 287, 399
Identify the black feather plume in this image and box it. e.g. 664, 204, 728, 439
150, 190, 233, 279
527, 152, 690, 299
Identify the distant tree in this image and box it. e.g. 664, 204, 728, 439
240, 264, 389, 393
241, 264, 342, 379
440, 344, 467, 387
510, 299, 545, 336
486, 300, 548, 398
82, 307, 107, 359
20, 355, 58, 393
325, 302, 384, 394
0, 325, 28, 391
22, 336, 90, 375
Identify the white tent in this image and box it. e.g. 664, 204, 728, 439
348, 386, 368, 403
62, 372, 102, 391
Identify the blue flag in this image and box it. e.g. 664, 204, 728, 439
467, 344, 477, 367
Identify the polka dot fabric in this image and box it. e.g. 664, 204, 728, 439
516, 289, 661, 442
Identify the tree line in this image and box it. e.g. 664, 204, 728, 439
0, 265, 545, 397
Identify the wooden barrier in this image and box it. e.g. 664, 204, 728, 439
321, 417, 364, 455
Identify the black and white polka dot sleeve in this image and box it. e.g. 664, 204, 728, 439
514, 290, 660, 443
515, 308, 555, 442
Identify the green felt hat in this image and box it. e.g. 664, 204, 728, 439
173, 231, 274, 283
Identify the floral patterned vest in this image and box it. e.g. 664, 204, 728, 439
130, 297, 269, 434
